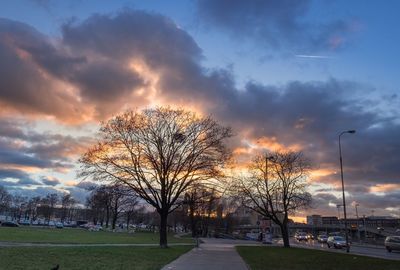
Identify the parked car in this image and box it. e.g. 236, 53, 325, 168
306, 233, 314, 240
317, 234, 328, 243
18, 220, 30, 226
327, 236, 349, 249
295, 232, 308, 241
88, 225, 103, 232
55, 222, 64, 229
1, 221, 19, 227
385, 236, 400, 252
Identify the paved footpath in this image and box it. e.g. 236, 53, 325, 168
162, 238, 260, 270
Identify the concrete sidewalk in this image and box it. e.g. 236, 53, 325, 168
162, 238, 260, 270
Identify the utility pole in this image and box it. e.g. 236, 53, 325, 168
355, 204, 359, 219
339, 130, 356, 253
337, 204, 342, 220
363, 215, 367, 243
355, 203, 360, 242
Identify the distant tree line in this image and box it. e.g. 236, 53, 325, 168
0, 184, 242, 236
0, 186, 80, 223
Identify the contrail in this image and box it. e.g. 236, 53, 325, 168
295, 54, 333, 59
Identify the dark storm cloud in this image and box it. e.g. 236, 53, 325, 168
0, 142, 54, 168
0, 120, 91, 171
61, 11, 201, 63
0, 19, 88, 121
196, 0, 356, 52
12, 186, 63, 198
74, 181, 97, 190
60, 10, 204, 114
26, 134, 93, 162
185, 75, 399, 192
350, 191, 400, 211
0, 10, 203, 120
311, 190, 400, 217
41, 176, 61, 186
0, 168, 40, 186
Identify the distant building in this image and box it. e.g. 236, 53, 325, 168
306, 215, 322, 225
232, 206, 259, 226
306, 214, 399, 228
322, 216, 339, 225
347, 216, 400, 228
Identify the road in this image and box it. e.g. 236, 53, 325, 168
289, 238, 400, 261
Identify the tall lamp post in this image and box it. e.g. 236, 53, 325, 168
339, 129, 356, 253
263, 154, 275, 242
355, 203, 359, 219
355, 203, 360, 242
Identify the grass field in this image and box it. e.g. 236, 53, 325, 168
0, 246, 192, 270
0, 227, 193, 244
237, 246, 400, 270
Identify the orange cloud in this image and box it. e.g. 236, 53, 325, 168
370, 184, 400, 193
255, 136, 302, 152
309, 168, 337, 182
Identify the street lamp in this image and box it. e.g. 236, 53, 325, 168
355, 203, 360, 242
336, 204, 342, 220
355, 203, 359, 219
262, 153, 275, 242
339, 129, 356, 253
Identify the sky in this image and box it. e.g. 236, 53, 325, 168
1, 0, 400, 220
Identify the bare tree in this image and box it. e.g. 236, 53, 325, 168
11, 195, 28, 221
60, 194, 76, 223
109, 184, 137, 230
86, 185, 110, 226
183, 186, 220, 237
234, 151, 312, 248
27, 196, 41, 221
40, 193, 59, 223
0, 186, 12, 216
80, 107, 232, 247
122, 194, 139, 230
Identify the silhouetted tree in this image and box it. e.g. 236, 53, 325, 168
41, 193, 59, 223
234, 151, 312, 248
0, 186, 12, 216
80, 107, 232, 247
122, 194, 139, 230
60, 194, 76, 223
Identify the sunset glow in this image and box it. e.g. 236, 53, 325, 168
0, 0, 399, 221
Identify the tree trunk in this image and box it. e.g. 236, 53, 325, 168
127, 215, 131, 231
105, 207, 110, 228
281, 222, 290, 248
112, 212, 117, 230
190, 206, 196, 237
159, 210, 168, 248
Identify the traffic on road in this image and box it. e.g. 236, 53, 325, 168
290, 234, 400, 261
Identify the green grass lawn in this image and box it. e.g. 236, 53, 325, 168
0, 246, 192, 270
0, 227, 193, 244
237, 246, 400, 270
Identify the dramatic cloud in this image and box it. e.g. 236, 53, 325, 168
41, 176, 61, 186
0, 168, 39, 186
196, 0, 358, 52
0, 119, 92, 174
0, 9, 398, 215
0, 19, 89, 122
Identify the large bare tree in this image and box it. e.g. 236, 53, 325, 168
79, 107, 232, 247
234, 151, 312, 248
